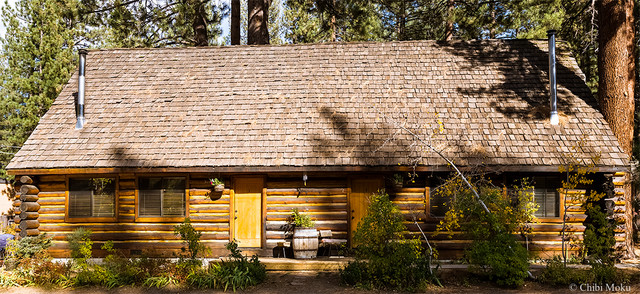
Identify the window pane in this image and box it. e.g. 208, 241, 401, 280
139, 177, 185, 217
430, 187, 449, 217
163, 178, 185, 216
69, 178, 115, 218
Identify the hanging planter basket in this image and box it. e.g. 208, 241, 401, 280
208, 184, 224, 199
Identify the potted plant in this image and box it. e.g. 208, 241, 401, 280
391, 173, 403, 190
290, 208, 318, 259
208, 178, 225, 199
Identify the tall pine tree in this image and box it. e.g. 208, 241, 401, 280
0, 0, 78, 178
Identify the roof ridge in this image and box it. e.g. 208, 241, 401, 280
82, 39, 554, 52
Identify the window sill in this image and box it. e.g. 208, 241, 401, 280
65, 216, 117, 223
135, 216, 187, 223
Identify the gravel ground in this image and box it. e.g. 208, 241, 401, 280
4, 270, 640, 294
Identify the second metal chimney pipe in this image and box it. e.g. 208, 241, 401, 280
76, 49, 87, 130
547, 30, 559, 125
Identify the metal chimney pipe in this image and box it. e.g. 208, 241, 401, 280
547, 30, 559, 125
76, 49, 87, 130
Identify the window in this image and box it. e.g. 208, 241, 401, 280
68, 178, 116, 219
429, 182, 450, 218
138, 177, 186, 217
533, 179, 560, 218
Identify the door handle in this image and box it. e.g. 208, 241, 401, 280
234, 216, 238, 220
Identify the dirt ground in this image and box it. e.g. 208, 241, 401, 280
4, 270, 640, 294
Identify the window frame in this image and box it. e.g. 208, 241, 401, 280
531, 177, 565, 220
135, 174, 189, 222
65, 176, 119, 223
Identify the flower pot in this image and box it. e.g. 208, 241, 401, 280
292, 227, 318, 259
213, 184, 224, 192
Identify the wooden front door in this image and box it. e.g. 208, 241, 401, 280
349, 177, 383, 246
234, 177, 263, 247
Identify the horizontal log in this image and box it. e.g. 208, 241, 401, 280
267, 204, 347, 212
20, 211, 39, 220
266, 231, 347, 240
188, 215, 230, 223
20, 184, 39, 195
266, 221, 347, 231
49, 232, 230, 241
38, 182, 65, 192
20, 176, 33, 184
38, 175, 65, 182
267, 188, 348, 196
39, 207, 64, 214
39, 214, 65, 223
19, 220, 39, 230
266, 196, 347, 204
37, 197, 64, 205
266, 212, 347, 221
20, 194, 39, 202
189, 206, 230, 214
19, 228, 39, 237
530, 224, 586, 232
119, 190, 135, 197
38, 192, 65, 198
119, 180, 136, 190
20, 201, 40, 212
39, 223, 229, 232
266, 180, 347, 189
395, 203, 426, 211
190, 197, 230, 205
50, 240, 227, 250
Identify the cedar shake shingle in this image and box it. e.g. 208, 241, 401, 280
6, 40, 629, 172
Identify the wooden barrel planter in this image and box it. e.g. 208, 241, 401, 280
293, 227, 319, 259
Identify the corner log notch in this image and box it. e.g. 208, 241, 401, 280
16, 176, 40, 237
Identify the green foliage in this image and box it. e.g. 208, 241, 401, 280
341, 190, 438, 291
3, 234, 70, 287
187, 240, 266, 291
209, 178, 224, 186
66, 228, 93, 267
0, 0, 78, 178
467, 231, 529, 287
436, 177, 533, 287
290, 208, 314, 228
284, 0, 382, 43
174, 217, 208, 259
583, 204, 616, 265
537, 256, 588, 285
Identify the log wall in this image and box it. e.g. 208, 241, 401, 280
12, 172, 628, 259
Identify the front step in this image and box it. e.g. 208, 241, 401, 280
259, 257, 352, 271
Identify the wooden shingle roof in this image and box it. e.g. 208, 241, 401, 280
7, 40, 629, 173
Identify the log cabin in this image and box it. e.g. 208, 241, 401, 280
5, 33, 630, 259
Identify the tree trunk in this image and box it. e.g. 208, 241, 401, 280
248, 0, 271, 45
193, 0, 208, 46
444, 0, 454, 41
231, 0, 240, 45
597, 0, 635, 257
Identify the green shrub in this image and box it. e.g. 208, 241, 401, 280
174, 218, 208, 259
187, 240, 266, 291
340, 190, 439, 291
4, 234, 52, 269
290, 208, 314, 228
66, 228, 93, 268
466, 232, 529, 287
437, 178, 533, 288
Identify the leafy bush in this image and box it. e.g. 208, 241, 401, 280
436, 178, 533, 288
290, 208, 314, 228
4, 234, 52, 269
2, 233, 70, 287
174, 218, 208, 259
340, 190, 439, 291
66, 228, 93, 268
538, 256, 627, 286
187, 240, 266, 291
